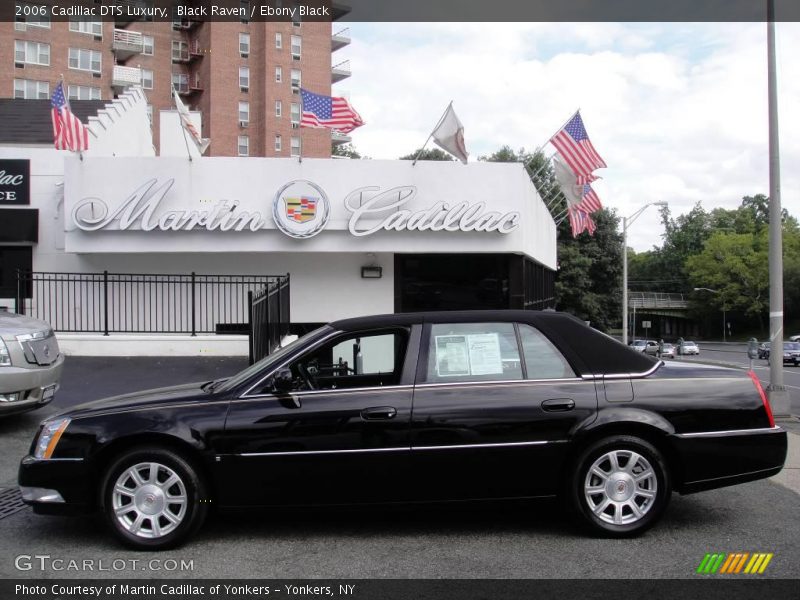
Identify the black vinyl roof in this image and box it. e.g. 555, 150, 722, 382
331, 310, 658, 377
0, 99, 105, 145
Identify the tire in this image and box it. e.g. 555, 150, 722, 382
101, 447, 209, 550
570, 435, 671, 537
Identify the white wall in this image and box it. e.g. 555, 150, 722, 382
159, 110, 204, 158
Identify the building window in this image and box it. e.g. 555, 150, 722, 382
290, 102, 300, 126
172, 40, 189, 62
13, 78, 49, 99
141, 69, 154, 90
291, 136, 301, 157
146, 104, 153, 125
67, 85, 101, 100
239, 33, 250, 56
291, 35, 301, 60
290, 69, 301, 89
239, 66, 250, 91
172, 72, 189, 93
275, 100, 282, 117
14, 40, 50, 66
240, 0, 250, 23
239, 101, 250, 124
275, 32, 282, 49
142, 35, 154, 55
275, 66, 282, 83
274, 135, 282, 152
238, 135, 249, 156
69, 18, 102, 37
68, 48, 101, 73
15, 3, 50, 30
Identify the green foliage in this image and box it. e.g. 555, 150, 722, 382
331, 143, 365, 159
398, 147, 453, 161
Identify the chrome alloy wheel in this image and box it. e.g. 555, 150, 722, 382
111, 462, 187, 539
583, 450, 658, 525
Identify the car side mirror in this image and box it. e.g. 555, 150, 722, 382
272, 367, 294, 393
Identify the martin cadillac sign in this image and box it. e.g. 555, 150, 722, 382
63, 157, 556, 268
0, 159, 30, 205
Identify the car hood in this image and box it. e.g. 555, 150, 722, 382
56, 381, 220, 419
0, 311, 53, 339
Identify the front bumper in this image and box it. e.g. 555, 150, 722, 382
671, 426, 788, 494
0, 353, 64, 415
18, 454, 95, 515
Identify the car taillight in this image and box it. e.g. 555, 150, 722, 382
748, 370, 775, 427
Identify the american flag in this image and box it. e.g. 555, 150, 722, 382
568, 206, 597, 237
550, 112, 605, 182
300, 89, 364, 133
51, 81, 89, 152
579, 184, 602, 213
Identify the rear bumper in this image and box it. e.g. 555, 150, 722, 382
671, 426, 788, 494
18, 454, 95, 514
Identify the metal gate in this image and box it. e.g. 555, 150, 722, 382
248, 276, 291, 364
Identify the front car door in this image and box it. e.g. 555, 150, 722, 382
216, 326, 419, 506
409, 320, 598, 501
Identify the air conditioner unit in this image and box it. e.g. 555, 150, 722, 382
240, 52, 249, 58
239, 120, 249, 128
240, 86, 249, 92
14, 62, 24, 69
291, 123, 299, 129
93, 72, 101, 78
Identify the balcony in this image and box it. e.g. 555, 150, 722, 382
114, 0, 151, 27
112, 29, 144, 61
331, 28, 351, 52
112, 65, 142, 90
331, 60, 351, 84
331, 131, 352, 146
172, 19, 200, 30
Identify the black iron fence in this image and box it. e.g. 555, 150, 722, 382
15, 271, 289, 336
248, 277, 291, 364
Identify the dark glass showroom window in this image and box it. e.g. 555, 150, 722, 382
424, 322, 522, 383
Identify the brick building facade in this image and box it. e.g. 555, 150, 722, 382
2, 7, 351, 157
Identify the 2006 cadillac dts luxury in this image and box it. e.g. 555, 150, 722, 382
19, 311, 787, 549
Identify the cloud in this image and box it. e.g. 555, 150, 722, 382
338, 22, 800, 252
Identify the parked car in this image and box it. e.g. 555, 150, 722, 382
0, 311, 63, 416
660, 343, 676, 359
679, 341, 700, 356
789, 335, 800, 342
763, 342, 800, 366
19, 310, 786, 549
630, 339, 659, 355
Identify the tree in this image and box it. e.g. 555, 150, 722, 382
398, 148, 453, 161
331, 143, 365, 159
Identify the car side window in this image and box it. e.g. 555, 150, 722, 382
285, 329, 408, 392
424, 322, 522, 383
518, 324, 576, 379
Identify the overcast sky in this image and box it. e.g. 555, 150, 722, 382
337, 22, 800, 252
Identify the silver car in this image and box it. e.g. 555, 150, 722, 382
0, 311, 64, 416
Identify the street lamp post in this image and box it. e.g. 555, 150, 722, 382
622, 202, 668, 346
694, 287, 726, 342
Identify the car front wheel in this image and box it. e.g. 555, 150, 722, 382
571, 435, 670, 537
101, 447, 208, 550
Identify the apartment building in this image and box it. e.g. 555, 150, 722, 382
1, 3, 352, 157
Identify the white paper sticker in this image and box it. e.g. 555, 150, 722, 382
435, 335, 470, 376
467, 333, 503, 375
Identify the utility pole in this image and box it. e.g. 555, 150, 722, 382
766, 0, 790, 417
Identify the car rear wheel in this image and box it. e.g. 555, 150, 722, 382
570, 435, 670, 537
101, 447, 208, 550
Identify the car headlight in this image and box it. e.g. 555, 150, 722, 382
34, 418, 71, 459
0, 338, 10, 366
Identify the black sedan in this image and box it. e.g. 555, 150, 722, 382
19, 311, 787, 549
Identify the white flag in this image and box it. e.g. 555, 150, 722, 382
172, 86, 209, 155
432, 103, 468, 164
552, 153, 584, 207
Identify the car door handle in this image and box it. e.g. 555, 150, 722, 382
541, 398, 575, 412
360, 406, 397, 420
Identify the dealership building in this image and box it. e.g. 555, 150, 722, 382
0, 89, 557, 354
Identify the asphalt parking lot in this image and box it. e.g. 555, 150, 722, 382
0, 355, 798, 580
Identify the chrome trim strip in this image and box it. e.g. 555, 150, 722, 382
414, 378, 584, 389
235, 439, 567, 457
584, 361, 664, 381
236, 384, 414, 402
675, 426, 783, 439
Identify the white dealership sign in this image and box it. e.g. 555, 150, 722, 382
64, 157, 556, 268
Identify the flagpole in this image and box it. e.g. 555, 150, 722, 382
172, 84, 193, 162
412, 100, 452, 166
536, 109, 579, 158
60, 73, 85, 162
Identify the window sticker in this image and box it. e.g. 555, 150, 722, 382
434, 333, 503, 377
435, 335, 470, 377
466, 333, 503, 375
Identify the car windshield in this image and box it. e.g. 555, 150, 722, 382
214, 326, 332, 393
685, 342, 697, 346
633, 341, 645, 346
784, 342, 800, 351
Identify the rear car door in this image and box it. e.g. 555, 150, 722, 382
216, 326, 418, 506
409, 321, 598, 500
